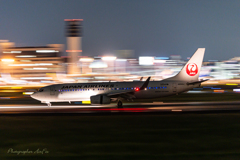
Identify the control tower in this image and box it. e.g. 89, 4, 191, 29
65, 19, 83, 74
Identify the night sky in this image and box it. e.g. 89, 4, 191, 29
1, 0, 240, 60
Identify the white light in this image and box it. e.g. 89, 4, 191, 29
36, 50, 58, 53
11, 51, 22, 53
4, 51, 22, 53
89, 61, 108, 68
33, 68, 48, 70
41, 81, 54, 83
116, 59, 127, 62
95, 77, 106, 79
139, 57, 154, 65
233, 89, 240, 92
9, 63, 53, 66
1, 59, 14, 62
20, 60, 32, 62
102, 56, 116, 61
38, 63, 53, 65
20, 77, 53, 80
16, 55, 36, 58
23, 92, 34, 95
79, 58, 94, 62
10, 64, 35, 66
154, 60, 166, 63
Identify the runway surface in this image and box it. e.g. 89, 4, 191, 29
1, 101, 240, 114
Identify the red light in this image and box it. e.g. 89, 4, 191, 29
135, 87, 140, 91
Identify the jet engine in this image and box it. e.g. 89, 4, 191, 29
90, 95, 111, 104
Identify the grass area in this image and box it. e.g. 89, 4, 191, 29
1, 114, 240, 159
128, 93, 240, 103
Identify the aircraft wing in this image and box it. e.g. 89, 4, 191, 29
107, 77, 151, 100
107, 90, 134, 97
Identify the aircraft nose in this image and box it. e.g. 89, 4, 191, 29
31, 92, 37, 99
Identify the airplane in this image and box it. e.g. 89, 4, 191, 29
31, 48, 207, 108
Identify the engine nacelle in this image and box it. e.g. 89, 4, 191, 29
90, 95, 111, 105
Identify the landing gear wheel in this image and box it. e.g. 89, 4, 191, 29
117, 100, 123, 108
47, 103, 51, 107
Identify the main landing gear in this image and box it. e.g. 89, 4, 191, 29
117, 100, 123, 108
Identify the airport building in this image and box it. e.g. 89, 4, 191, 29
0, 42, 65, 82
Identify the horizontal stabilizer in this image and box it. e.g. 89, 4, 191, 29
187, 79, 209, 85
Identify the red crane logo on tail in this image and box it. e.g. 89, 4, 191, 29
186, 63, 198, 76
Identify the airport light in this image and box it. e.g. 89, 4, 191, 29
79, 58, 94, 62
139, 56, 154, 65
23, 92, 34, 95
9, 63, 53, 66
102, 56, 116, 61
20, 77, 53, 80
89, 61, 108, 68
16, 55, 36, 58
36, 50, 58, 53
33, 68, 48, 70
3, 51, 22, 53
1, 59, 14, 62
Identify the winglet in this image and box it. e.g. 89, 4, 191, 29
140, 77, 151, 90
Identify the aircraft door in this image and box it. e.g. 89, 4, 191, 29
172, 83, 177, 92
50, 86, 55, 95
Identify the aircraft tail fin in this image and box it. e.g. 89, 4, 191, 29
168, 48, 205, 82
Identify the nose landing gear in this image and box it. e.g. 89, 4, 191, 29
46, 102, 51, 107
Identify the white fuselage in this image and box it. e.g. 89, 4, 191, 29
31, 80, 199, 103
31, 48, 206, 105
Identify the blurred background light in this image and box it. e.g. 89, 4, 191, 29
1, 59, 14, 62
102, 56, 116, 61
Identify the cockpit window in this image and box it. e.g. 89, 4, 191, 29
39, 89, 44, 92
